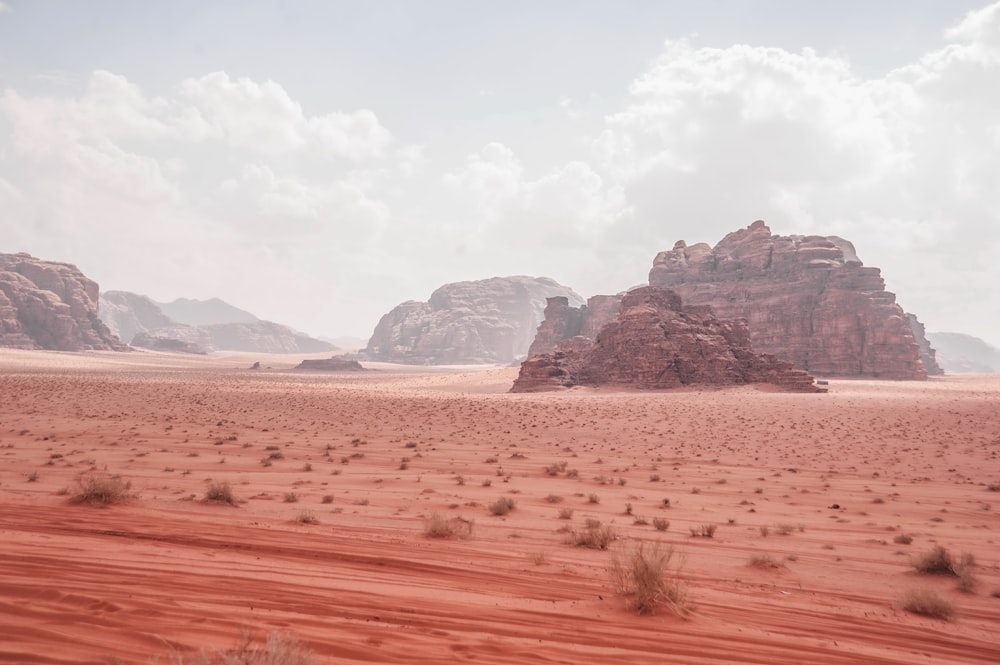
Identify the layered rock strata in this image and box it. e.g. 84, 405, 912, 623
365, 276, 583, 364
647, 221, 932, 379
0, 253, 126, 351
512, 286, 823, 393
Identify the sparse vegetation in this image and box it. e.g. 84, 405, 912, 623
689, 524, 716, 538
748, 553, 783, 569
204, 480, 236, 505
423, 512, 474, 539
610, 542, 688, 616
69, 474, 135, 506
652, 517, 670, 532
893, 533, 913, 545
566, 523, 616, 550
489, 496, 516, 516
900, 588, 955, 620
557, 507, 575, 520
296, 510, 319, 524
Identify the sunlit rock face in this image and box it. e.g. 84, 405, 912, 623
365, 276, 584, 364
647, 221, 932, 379
0, 253, 127, 351
512, 286, 823, 393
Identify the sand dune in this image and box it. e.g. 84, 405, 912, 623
1, 349, 998, 664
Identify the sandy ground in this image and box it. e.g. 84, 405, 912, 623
1, 348, 998, 664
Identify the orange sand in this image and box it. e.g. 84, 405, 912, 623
1, 348, 998, 664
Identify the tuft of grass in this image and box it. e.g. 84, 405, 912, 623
565, 523, 616, 550
893, 533, 913, 545
296, 510, 319, 525
610, 542, 688, 616
70, 474, 134, 506
689, 524, 717, 538
283, 492, 299, 503
557, 507, 575, 520
912, 545, 957, 575
587, 493, 600, 504
489, 496, 516, 516
748, 553, 783, 569
652, 517, 670, 532
203, 480, 236, 505
900, 588, 955, 620
423, 512, 474, 539
545, 493, 564, 503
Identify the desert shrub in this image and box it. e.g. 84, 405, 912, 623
283, 492, 299, 503
296, 511, 318, 525
321, 495, 334, 504
489, 496, 516, 516
893, 533, 913, 545
566, 524, 616, 550
689, 524, 716, 538
545, 494, 564, 503
610, 542, 688, 616
70, 474, 134, 506
912, 545, 957, 575
774, 523, 796, 535
162, 629, 315, 665
584, 517, 603, 529
423, 512, 474, 539
901, 588, 955, 620
652, 518, 670, 532
557, 508, 575, 520
748, 553, 783, 569
587, 494, 600, 504
204, 481, 236, 505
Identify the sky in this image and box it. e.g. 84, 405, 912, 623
1, 1, 998, 344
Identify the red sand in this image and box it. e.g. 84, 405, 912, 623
1, 349, 998, 664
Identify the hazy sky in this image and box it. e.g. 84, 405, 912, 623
1, 1, 997, 344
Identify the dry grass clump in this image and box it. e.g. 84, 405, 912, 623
893, 533, 913, 545
689, 524, 716, 538
900, 588, 955, 620
652, 518, 670, 532
747, 553, 783, 569
69, 474, 134, 506
204, 481, 236, 506
565, 523, 616, 550
489, 496, 516, 516
162, 630, 315, 664
295, 511, 319, 525
911, 545, 976, 592
423, 512, 474, 539
610, 542, 688, 616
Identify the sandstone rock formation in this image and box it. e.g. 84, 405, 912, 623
647, 221, 933, 379
101, 291, 334, 354
365, 276, 583, 364
906, 314, 944, 375
512, 286, 823, 393
294, 357, 365, 371
0, 253, 127, 351
527, 294, 622, 357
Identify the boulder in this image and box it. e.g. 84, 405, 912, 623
647, 221, 933, 379
512, 286, 824, 393
0, 253, 126, 351
365, 276, 583, 364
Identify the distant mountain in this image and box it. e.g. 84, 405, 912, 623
926, 332, 1000, 373
99, 291, 334, 354
322, 336, 368, 350
155, 297, 259, 326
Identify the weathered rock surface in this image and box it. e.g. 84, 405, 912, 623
648, 221, 932, 379
926, 332, 1000, 373
365, 276, 584, 364
100, 291, 174, 345
906, 314, 944, 375
0, 253, 126, 351
527, 294, 622, 357
294, 357, 365, 371
512, 286, 823, 393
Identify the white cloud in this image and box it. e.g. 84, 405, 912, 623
0, 3, 11, 14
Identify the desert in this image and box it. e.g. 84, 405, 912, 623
1, 349, 998, 664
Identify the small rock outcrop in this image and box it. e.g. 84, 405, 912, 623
527, 294, 623, 357
647, 221, 933, 379
0, 253, 127, 351
512, 287, 823, 393
294, 357, 365, 371
365, 276, 584, 364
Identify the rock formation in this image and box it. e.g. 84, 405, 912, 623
647, 221, 933, 379
294, 357, 365, 371
100, 291, 334, 354
926, 332, 1000, 373
906, 314, 944, 375
0, 253, 127, 351
512, 286, 823, 393
155, 297, 258, 326
365, 276, 583, 364
527, 294, 622, 357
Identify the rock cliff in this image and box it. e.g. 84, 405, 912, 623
647, 221, 932, 379
0, 253, 126, 351
906, 314, 944, 375
512, 286, 823, 393
365, 276, 583, 364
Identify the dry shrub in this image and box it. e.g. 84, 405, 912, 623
204, 481, 236, 506
566, 524, 616, 550
162, 630, 314, 665
689, 524, 716, 538
652, 518, 670, 532
489, 496, 516, 516
70, 474, 134, 506
748, 553, 783, 569
610, 542, 688, 616
912, 546, 976, 591
423, 513, 474, 539
893, 533, 913, 545
295, 511, 318, 525
900, 588, 955, 620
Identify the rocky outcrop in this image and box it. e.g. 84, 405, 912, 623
365, 276, 584, 364
512, 287, 823, 393
100, 291, 174, 344
906, 314, 944, 375
647, 221, 931, 379
926, 332, 1000, 373
527, 294, 622, 357
0, 253, 127, 351
294, 357, 365, 371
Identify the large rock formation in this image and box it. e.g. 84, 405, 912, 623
512, 286, 823, 393
926, 332, 1000, 373
647, 221, 933, 379
906, 314, 944, 375
155, 297, 258, 326
0, 253, 126, 351
527, 294, 622, 357
365, 276, 584, 364
100, 291, 334, 354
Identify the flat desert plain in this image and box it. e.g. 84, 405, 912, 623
1, 349, 998, 665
